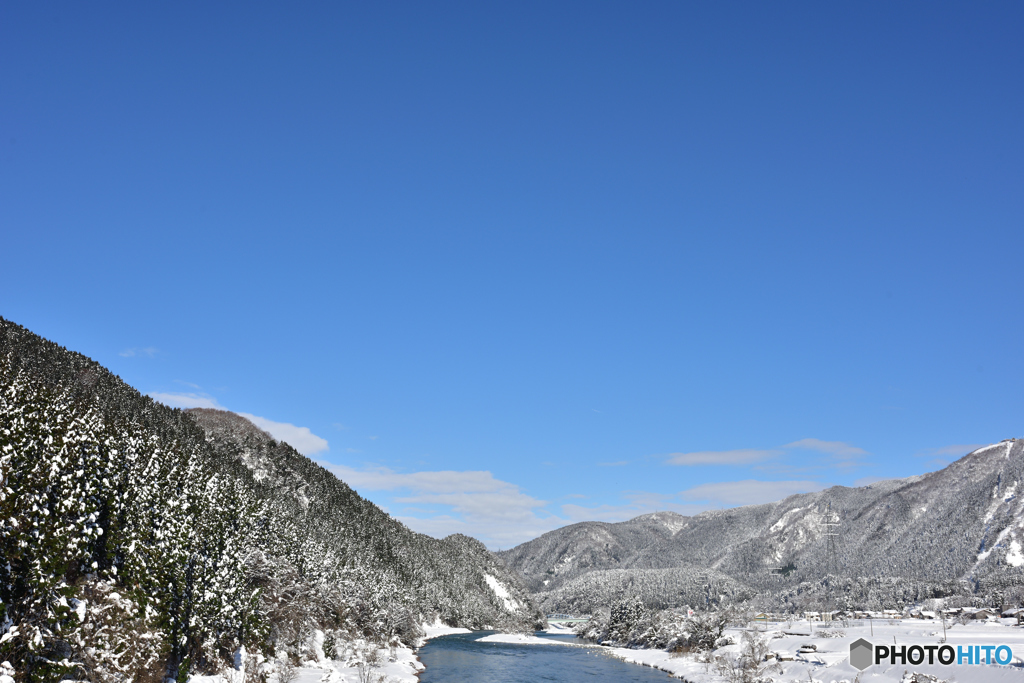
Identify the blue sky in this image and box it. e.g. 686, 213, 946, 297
2, 2, 1022, 548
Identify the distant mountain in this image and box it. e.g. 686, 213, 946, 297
0, 317, 541, 683
500, 441, 1024, 613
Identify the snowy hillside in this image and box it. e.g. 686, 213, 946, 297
502, 440, 1024, 612
0, 317, 542, 683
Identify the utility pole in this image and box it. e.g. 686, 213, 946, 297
823, 500, 841, 620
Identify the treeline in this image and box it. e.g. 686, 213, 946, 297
534, 566, 752, 615
573, 596, 730, 652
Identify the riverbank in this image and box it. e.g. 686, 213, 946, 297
187, 619, 472, 683
515, 618, 1024, 682
417, 617, 473, 645
191, 617, 1024, 683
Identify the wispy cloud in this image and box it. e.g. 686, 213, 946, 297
680, 479, 828, 506
146, 393, 329, 456
666, 438, 869, 469
561, 491, 706, 523
783, 438, 867, 458
323, 463, 564, 548
559, 478, 834, 527
927, 444, 986, 458
326, 465, 513, 494
119, 347, 158, 358
148, 392, 224, 409
667, 449, 781, 466
236, 412, 329, 456
912, 443, 986, 472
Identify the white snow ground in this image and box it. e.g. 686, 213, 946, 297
484, 618, 1024, 682
191, 617, 1024, 682
418, 616, 473, 643
188, 620, 473, 683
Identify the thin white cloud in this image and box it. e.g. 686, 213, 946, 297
149, 392, 224, 409
680, 479, 828, 506
323, 462, 564, 548
930, 444, 986, 457
327, 465, 512, 494
398, 490, 546, 522
667, 439, 869, 468
146, 393, 329, 456
120, 347, 158, 358
667, 449, 781, 466
236, 412, 329, 456
783, 438, 867, 458
560, 490, 706, 523
395, 514, 566, 551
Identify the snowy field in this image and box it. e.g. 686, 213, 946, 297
475, 618, 1024, 682
599, 618, 1024, 682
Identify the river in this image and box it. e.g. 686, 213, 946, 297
416, 632, 678, 682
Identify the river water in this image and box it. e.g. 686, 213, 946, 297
416, 632, 677, 682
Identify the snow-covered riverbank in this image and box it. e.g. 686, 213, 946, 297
187, 619, 476, 683
190, 617, 1024, 683
417, 618, 473, 645
487, 618, 1024, 683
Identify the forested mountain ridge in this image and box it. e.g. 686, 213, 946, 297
501, 440, 1024, 613
0, 317, 541, 683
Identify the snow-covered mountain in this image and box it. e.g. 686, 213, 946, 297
0, 317, 541, 682
501, 440, 1024, 612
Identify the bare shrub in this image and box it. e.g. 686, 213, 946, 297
818, 628, 846, 638
713, 631, 782, 683
351, 641, 384, 683
275, 657, 298, 683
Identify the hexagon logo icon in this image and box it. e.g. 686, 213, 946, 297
849, 638, 873, 671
